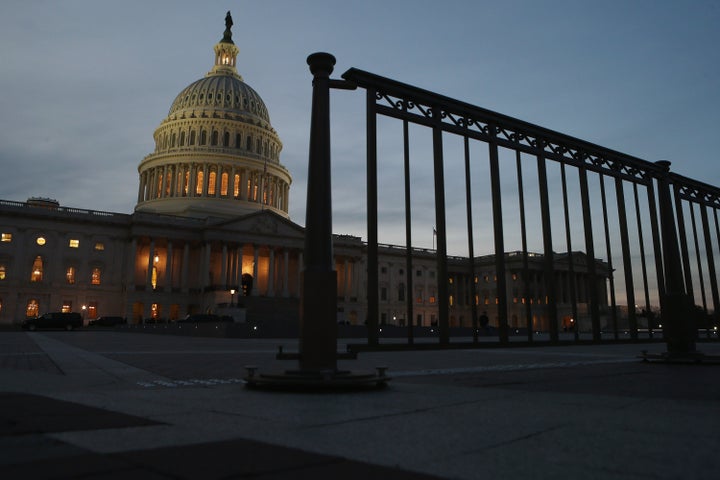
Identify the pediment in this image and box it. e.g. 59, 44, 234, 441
208, 210, 305, 240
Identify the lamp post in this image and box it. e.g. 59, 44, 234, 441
81, 305, 87, 324
230, 288, 236, 307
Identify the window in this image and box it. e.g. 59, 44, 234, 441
69, 239, 79, 248
398, 283, 405, 302
223, 132, 230, 147
208, 171, 217, 195
151, 266, 158, 290
189, 130, 196, 145
246, 136, 252, 151
235, 133, 241, 148
429, 296, 436, 304
380, 287, 387, 301
0, 264, 6, 280
61, 301, 72, 313
36, 236, 46, 246
234, 174, 240, 197
30, 256, 43, 282
196, 170, 204, 195
200, 130, 207, 145
26, 299, 39, 318
416, 269, 422, 277
88, 302, 97, 319
91, 267, 101, 285
66, 266, 75, 284
94, 242, 105, 251
221, 172, 229, 196
1, 233, 11, 242
211, 131, 219, 146
381, 266, 387, 274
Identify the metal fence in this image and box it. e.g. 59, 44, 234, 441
302, 53, 717, 361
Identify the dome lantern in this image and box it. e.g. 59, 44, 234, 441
211, 11, 241, 79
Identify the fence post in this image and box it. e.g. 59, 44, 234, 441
655, 161, 696, 355
301, 52, 338, 371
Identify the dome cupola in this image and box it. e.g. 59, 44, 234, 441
135, 11, 291, 219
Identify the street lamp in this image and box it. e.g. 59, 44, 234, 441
230, 289, 236, 307
81, 305, 87, 323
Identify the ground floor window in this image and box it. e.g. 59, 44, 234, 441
62, 301, 72, 313
26, 299, 39, 318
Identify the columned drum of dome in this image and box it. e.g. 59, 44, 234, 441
136, 11, 291, 219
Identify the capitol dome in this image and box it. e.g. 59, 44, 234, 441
135, 11, 291, 219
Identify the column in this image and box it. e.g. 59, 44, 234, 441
241, 169, 248, 200
202, 164, 209, 197
252, 245, 259, 296
146, 239, 155, 289
164, 241, 173, 292
267, 248, 275, 297
127, 238, 138, 286
181, 243, 190, 292
221, 244, 228, 290
344, 259, 350, 302
215, 165, 222, 197
282, 249, 290, 298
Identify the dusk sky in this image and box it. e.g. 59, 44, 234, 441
2, 0, 719, 257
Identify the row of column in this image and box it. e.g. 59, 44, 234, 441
138, 162, 289, 213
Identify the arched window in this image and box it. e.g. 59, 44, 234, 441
189, 130, 196, 146
26, 299, 39, 318
246, 136, 252, 151
30, 256, 43, 282
196, 170, 204, 195
171, 133, 176, 148
234, 173, 240, 197
256, 139, 261, 153
200, 130, 207, 145
66, 266, 75, 284
208, 171, 217, 195
221, 172, 229, 196
180, 131, 186, 146
223, 131, 230, 147
156, 174, 163, 198
91, 267, 101, 285
235, 133, 241, 148
165, 172, 172, 196
151, 266, 158, 290
211, 130, 219, 146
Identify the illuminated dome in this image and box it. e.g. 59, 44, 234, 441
135, 11, 291, 219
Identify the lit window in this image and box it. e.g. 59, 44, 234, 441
512, 273, 518, 281
36, 237, 46, 246
61, 301, 72, 313
429, 296, 436, 304
69, 239, 79, 248
1, 233, 11, 242
30, 256, 43, 282
448, 277, 454, 285
196, 170, 204, 195
88, 302, 98, 319
66, 266, 75, 284
234, 174, 240, 197
26, 299, 39, 318
0, 264, 6, 280
91, 267, 101, 285
151, 266, 158, 289
221, 172, 229, 196
449, 295, 454, 306
94, 242, 105, 251
208, 171, 216, 195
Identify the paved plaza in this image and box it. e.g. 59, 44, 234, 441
1, 330, 719, 479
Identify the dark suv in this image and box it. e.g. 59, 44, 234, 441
22, 312, 83, 331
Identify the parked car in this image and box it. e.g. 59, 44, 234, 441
89, 316, 126, 326
22, 312, 83, 331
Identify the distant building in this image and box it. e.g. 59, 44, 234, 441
0, 13, 609, 331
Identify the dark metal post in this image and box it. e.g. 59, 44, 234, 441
366, 88, 380, 346
432, 106, 450, 345
655, 161, 696, 354
488, 127, 508, 343
301, 52, 338, 371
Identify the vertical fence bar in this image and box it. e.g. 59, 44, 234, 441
633, 183, 652, 335
560, 163, 579, 341
489, 125, 508, 343
599, 175, 619, 339
701, 205, 720, 331
673, 186, 695, 303
614, 177, 638, 340
403, 118, 414, 344
366, 88, 379, 346
689, 203, 708, 319
516, 150, 533, 342
432, 105, 450, 345
463, 136, 478, 343
536, 148, 558, 342
579, 166, 601, 341
646, 181, 665, 338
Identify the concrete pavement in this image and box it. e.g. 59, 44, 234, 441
1, 330, 719, 479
